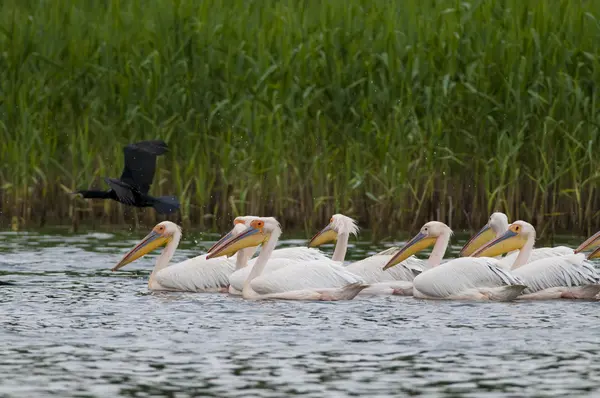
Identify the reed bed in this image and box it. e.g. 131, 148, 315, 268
1, 0, 600, 239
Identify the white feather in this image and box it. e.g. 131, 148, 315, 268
345, 253, 423, 283
153, 253, 237, 292
228, 247, 328, 292
413, 257, 525, 298
512, 253, 600, 294
498, 246, 574, 270
250, 260, 365, 295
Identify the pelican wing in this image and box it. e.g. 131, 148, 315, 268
346, 254, 423, 283
500, 246, 574, 268
512, 253, 600, 294
154, 254, 236, 292
250, 260, 364, 295
228, 247, 328, 292
413, 257, 524, 298
229, 257, 293, 292
265, 247, 328, 262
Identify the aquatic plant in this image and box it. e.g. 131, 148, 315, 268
0, 0, 599, 238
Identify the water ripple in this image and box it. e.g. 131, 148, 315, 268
1, 232, 600, 396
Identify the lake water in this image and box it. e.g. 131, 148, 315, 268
1, 228, 600, 397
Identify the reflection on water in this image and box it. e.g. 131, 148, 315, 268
1, 230, 600, 397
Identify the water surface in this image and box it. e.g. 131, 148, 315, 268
1, 229, 600, 397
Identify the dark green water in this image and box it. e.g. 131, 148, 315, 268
1, 229, 600, 397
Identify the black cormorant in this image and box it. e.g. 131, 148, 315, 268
76, 140, 180, 214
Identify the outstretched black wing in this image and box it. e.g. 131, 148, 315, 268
104, 177, 136, 205
119, 140, 168, 194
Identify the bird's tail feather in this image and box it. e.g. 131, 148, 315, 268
151, 196, 180, 214
482, 285, 527, 301
318, 283, 369, 301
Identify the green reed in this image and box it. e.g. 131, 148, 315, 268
1, 0, 599, 239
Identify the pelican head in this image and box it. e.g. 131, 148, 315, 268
207, 216, 259, 253
574, 231, 600, 259
471, 221, 533, 258
383, 221, 452, 270
112, 221, 180, 271
308, 214, 359, 247
459, 212, 509, 257
207, 217, 280, 259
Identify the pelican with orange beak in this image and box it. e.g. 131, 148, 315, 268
308, 214, 422, 295
471, 221, 600, 299
207, 217, 368, 301
382, 221, 526, 301
112, 218, 257, 292
459, 212, 573, 267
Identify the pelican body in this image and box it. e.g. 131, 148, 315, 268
472, 221, 600, 300
382, 221, 526, 301
308, 214, 422, 295
207, 217, 368, 301
227, 216, 329, 295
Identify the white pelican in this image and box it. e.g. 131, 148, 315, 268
471, 221, 600, 299
227, 216, 329, 294
112, 220, 256, 292
382, 221, 527, 301
206, 217, 368, 301
204, 215, 324, 294
460, 212, 573, 267
308, 214, 423, 295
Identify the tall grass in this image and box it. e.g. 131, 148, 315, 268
1, 0, 600, 239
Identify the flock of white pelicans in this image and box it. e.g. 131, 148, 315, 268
111, 213, 600, 301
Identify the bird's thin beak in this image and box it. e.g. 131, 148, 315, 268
459, 223, 495, 257
588, 246, 600, 260
308, 224, 338, 247
574, 231, 600, 255
383, 232, 436, 270
207, 221, 249, 254
471, 229, 526, 258
207, 227, 269, 259
112, 230, 171, 271
207, 230, 235, 254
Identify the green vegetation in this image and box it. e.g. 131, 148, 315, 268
1, 0, 600, 239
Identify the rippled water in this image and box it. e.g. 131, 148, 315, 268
2, 228, 600, 397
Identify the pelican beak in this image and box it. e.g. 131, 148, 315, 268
112, 230, 171, 271
471, 229, 526, 258
574, 231, 600, 254
207, 226, 269, 259
588, 246, 600, 260
459, 223, 496, 257
308, 224, 338, 247
207, 230, 235, 254
207, 220, 248, 254
383, 232, 436, 270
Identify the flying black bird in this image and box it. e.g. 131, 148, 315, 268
76, 140, 180, 214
